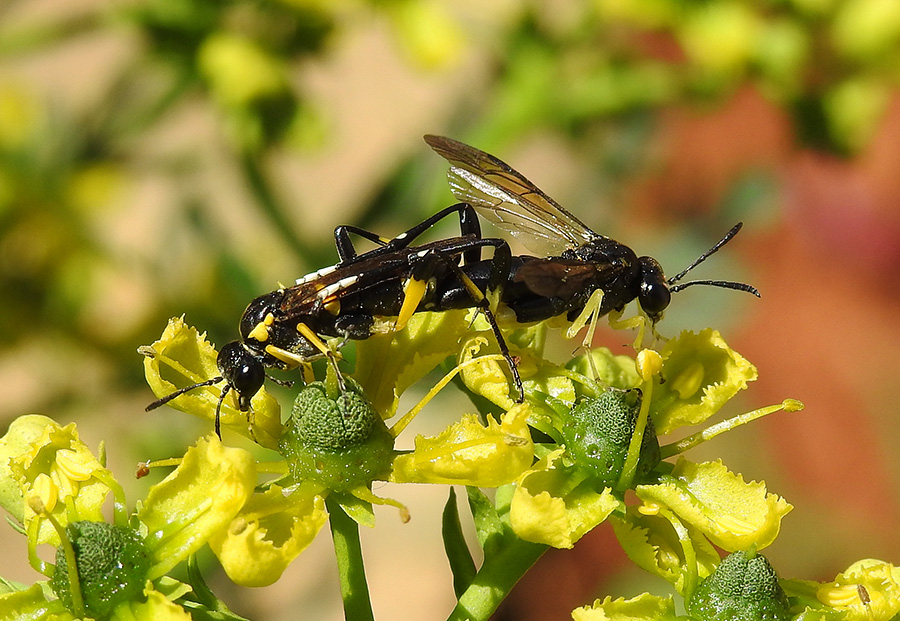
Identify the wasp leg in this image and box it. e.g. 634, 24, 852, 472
294, 323, 347, 392
565, 289, 606, 379
444, 239, 525, 403
333, 202, 481, 262
607, 309, 660, 350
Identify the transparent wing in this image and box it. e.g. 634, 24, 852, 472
425, 135, 599, 255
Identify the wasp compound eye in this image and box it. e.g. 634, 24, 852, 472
638, 257, 671, 320
217, 342, 265, 410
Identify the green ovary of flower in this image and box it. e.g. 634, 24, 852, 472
561, 388, 660, 488
279, 378, 396, 493
49, 521, 151, 620
687, 549, 790, 621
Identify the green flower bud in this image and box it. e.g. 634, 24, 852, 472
561, 389, 661, 487
687, 549, 790, 621
279, 378, 395, 492
49, 520, 150, 620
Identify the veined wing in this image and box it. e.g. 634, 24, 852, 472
424, 135, 599, 255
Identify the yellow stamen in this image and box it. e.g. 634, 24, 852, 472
671, 361, 705, 400
28, 473, 58, 513
55, 449, 94, 481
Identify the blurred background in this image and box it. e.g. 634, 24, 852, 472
2, 0, 900, 618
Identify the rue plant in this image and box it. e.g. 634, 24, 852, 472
1, 309, 896, 620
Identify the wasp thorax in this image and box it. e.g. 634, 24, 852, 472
239, 290, 285, 342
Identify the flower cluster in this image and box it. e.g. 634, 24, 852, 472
0, 307, 895, 620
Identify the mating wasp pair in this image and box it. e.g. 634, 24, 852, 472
146, 136, 758, 434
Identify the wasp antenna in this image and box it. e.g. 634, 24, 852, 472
214, 384, 231, 439
667, 223, 744, 286
669, 279, 759, 297
145, 376, 224, 411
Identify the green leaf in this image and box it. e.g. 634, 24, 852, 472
442, 488, 476, 598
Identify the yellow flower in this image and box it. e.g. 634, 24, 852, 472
391, 403, 534, 487
0, 415, 117, 546
209, 483, 328, 587
0, 418, 256, 618
572, 593, 678, 620
635, 458, 792, 552
651, 329, 757, 434
139, 435, 258, 579
509, 448, 619, 549
142, 317, 282, 448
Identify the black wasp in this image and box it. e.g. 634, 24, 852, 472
146, 202, 520, 435
424, 134, 759, 334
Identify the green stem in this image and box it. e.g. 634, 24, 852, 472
327, 495, 375, 621
447, 539, 546, 621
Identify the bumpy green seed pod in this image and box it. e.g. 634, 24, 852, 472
687, 549, 790, 621
279, 377, 395, 492
560, 389, 660, 487
49, 520, 150, 620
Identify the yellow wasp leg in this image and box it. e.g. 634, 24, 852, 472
294, 322, 346, 390
259, 325, 338, 386
565, 289, 605, 344
565, 289, 605, 379
607, 308, 661, 350
395, 277, 429, 331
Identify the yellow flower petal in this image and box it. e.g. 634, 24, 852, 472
390, 404, 534, 487
636, 458, 792, 551
611, 509, 719, 595
354, 310, 471, 419
209, 483, 328, 587
458, 336, 516, 410
139, 435, 256, 578
110, 586, 192, 620
651, 329, 758, 434
143, 317, 281, 448
510, 449, 620, 548
2, 415, 112, 545
0, 583, 73, 619
572, 593, 677, 620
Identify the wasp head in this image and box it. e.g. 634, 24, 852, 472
217, 341, 265, 411
637, 256, 671, 323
